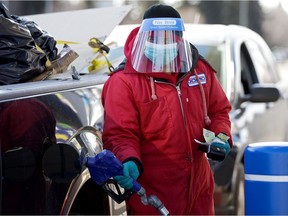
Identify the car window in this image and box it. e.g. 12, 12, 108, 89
240, 43, 257, 94
245, 40, 278, 84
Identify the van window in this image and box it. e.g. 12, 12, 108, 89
240, 43, 258, 94
245, 40, 277, 84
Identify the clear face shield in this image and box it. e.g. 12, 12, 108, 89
131, 18, 193, 73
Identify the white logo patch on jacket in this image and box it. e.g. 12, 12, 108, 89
188, 73, 206, 87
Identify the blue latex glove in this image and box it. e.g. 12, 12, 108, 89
211, 137, 230, 155
113, 161, 139, 190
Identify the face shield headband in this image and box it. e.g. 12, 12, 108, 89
131, 18, 193, 73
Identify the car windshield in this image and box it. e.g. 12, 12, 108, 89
195, 43, 226, 88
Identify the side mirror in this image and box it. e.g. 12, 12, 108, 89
242, 83, 280, 103
42, 126, 103, 183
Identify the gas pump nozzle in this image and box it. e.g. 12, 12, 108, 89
136, 185, 170, 216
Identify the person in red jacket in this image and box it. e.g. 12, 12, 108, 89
101, 4, 232, 215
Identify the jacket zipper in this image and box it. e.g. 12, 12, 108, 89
177, 73, 194, 162
175, 83, 193, 162
153, 73, 193, 162
175, 84, 186, 126
153, 80, 186, 126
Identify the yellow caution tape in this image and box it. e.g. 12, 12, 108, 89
54, 37, 115, 73
56, 40, 81, 45
35, 44, 52, 67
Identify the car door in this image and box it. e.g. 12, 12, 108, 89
236, 38, 288, 145
0, 79, 121, 215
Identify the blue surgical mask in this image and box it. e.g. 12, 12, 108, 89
144, 41, 178, 68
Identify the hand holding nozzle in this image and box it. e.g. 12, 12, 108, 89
86, 150, 170, 215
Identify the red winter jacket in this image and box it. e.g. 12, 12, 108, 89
101, 27, 232, 215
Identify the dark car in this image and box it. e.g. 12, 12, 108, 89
0, 73, 121, 214
0, 6, 130, 215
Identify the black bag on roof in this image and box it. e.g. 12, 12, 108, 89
0, 3, 58, 85
12, 15, 58, 61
